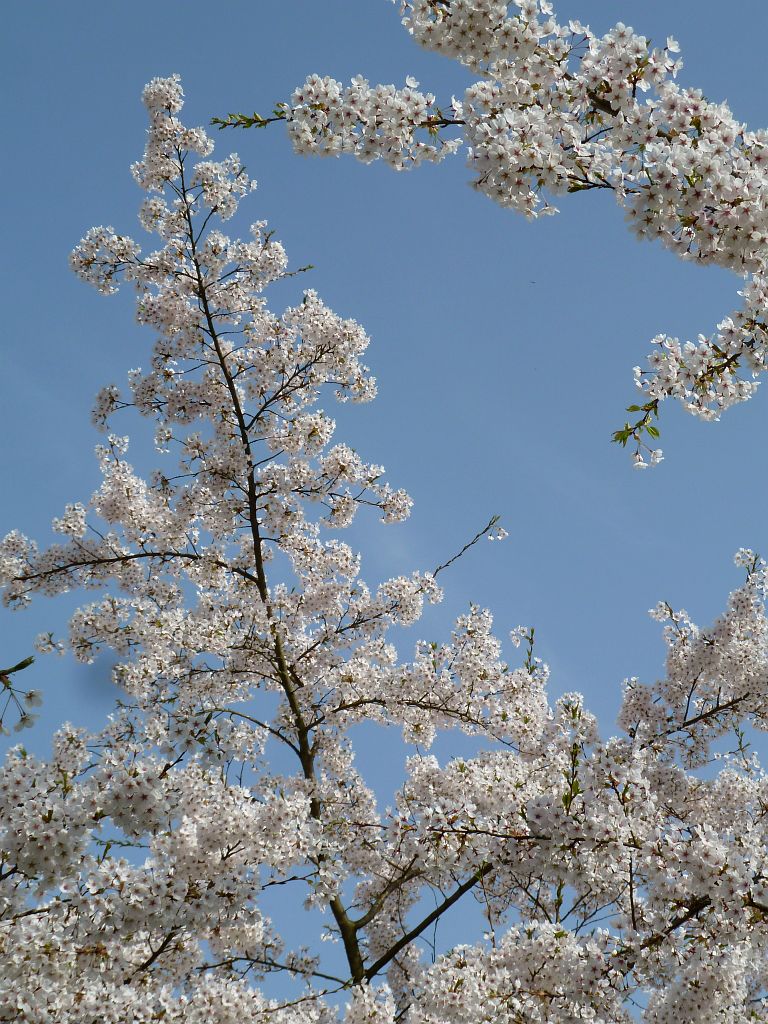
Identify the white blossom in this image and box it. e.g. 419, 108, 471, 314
275, 1, 768, 462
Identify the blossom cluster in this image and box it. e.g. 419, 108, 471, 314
4, 72, 768, 1023
272, 0, 768, 461
285, 73, 462, 169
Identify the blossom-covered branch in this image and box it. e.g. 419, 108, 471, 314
230, 0, 768, 465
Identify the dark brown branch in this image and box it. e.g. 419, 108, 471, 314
351, 862, 422, 932
432, 515, 500, 578
177, 149, 368, 986
363, 863, 494, 981
125, 929, 180, 982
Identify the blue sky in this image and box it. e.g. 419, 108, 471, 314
2, 0, 768, 765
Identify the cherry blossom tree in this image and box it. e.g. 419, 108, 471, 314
219, 0, 768, 466
4, 59, 768, 1024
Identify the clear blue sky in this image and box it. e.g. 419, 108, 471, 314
3, 0, 768, 767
